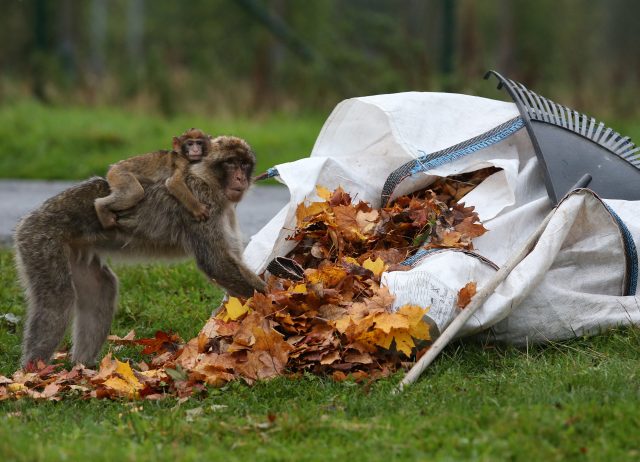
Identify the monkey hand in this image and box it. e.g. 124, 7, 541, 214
112, 209, 139, 231
192, 204, 210, 221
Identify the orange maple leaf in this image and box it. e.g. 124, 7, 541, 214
457, 281, 477, 308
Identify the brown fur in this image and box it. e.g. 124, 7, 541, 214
15, 136, 265, 367
95, 128, 213, 228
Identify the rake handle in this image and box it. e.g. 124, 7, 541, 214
395, 207, 556, 392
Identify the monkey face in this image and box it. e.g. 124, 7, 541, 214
172, 128, 212, 162
208, 135, 256, 203
222, 159, 253, 202
184, 139, 207, 161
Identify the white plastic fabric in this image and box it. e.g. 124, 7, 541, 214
243, 92, 640, 344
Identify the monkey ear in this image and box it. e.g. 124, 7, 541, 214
172, 137, 180, 151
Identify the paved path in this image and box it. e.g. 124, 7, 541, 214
0, 180, 290, 246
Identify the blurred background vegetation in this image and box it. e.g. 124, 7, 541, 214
1, 0, 639, 179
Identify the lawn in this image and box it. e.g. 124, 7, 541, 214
0, 101, 325, 180
1, 100, 639, 182
1, 249, 639, 461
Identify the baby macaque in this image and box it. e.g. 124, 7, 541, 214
94, 128, 213, 228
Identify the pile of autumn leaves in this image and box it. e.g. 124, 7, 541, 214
0, 171, 491, 400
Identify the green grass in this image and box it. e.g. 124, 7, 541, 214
0, 101, 325, 180
1, 249, 640, 461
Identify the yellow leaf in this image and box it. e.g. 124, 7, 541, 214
316, 185, 332, 200
290, 283, 307, 294
393, 331, 416, 357
224, 297, 250, 321
103, 377, 139, 397
306, 266, 348, 287
374, 331, 394, 350
115, 359, 143, 388
397, 305, 431, 341
363, 257, 386, 277
295, 201, 330, 227
7, 383, 27, 393
333, 316, 353, 334
372, 312, 410, 334
103, 359, 144, 397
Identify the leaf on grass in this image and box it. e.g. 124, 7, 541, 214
135, 331, 182, 355
107, 329, 136, 344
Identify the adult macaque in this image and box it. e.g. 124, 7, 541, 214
14, 135, 265, 367
94, 128, 213, 229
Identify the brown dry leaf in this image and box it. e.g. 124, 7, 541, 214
92, 354, 118, 382
355, 210, 379, 235
135, 331, 182, 355
329, 187, 352, 207
317, 304, 347, 321
457, 281, 477, 308
320, 350, 341, 365
107, 329, 136, 344
343, 351, 373, 364
441, 229, 463, 247
334, 205, 367, 242
200, 317, 240, 339
365, 286, 396, 312
455, 217, 487, 239
175, 338, 201, 369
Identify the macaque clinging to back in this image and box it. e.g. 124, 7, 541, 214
94, 128, 213, 228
